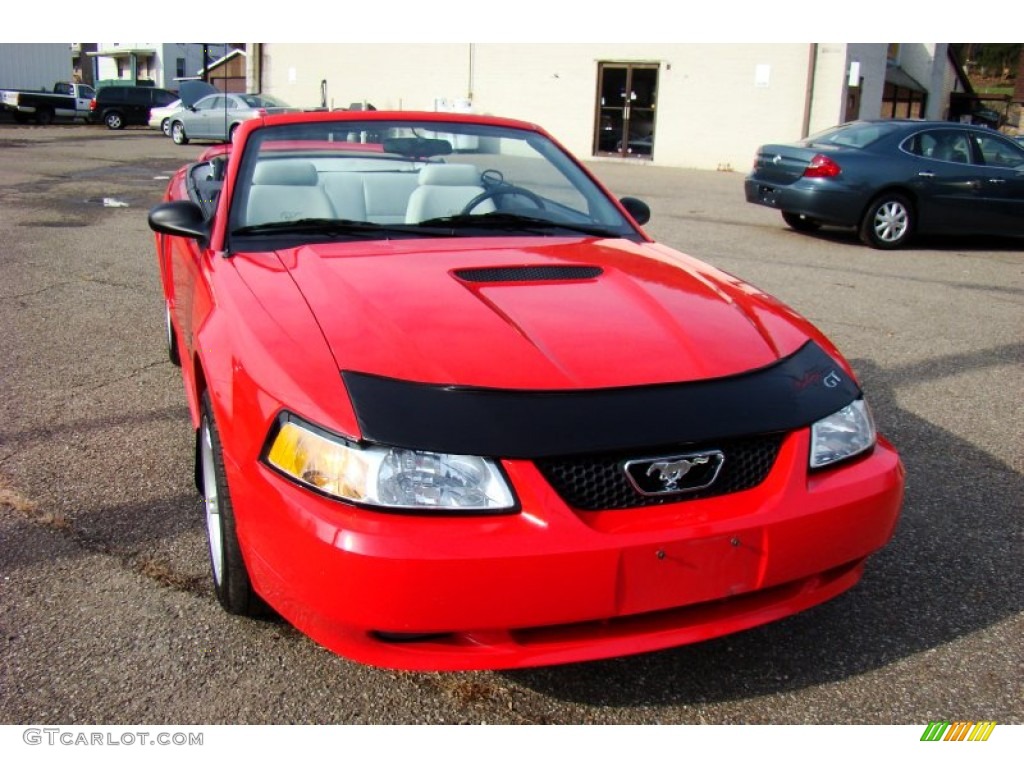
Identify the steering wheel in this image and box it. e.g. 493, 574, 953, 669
461, 184, 547, 215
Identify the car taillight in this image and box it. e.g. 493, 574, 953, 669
255, 108, 267, 117
803, 154, 841, 178
89, 98, 96, 110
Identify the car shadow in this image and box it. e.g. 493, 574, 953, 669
790, 226, 1024, 252
501, 344, 1023, 707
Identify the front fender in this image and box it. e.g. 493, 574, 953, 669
191, 251, 361, 471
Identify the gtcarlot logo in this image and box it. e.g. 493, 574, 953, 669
920, 721, 997, 742
23, 728, 203, 747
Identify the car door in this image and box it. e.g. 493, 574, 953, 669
201, 95, 237, 140
968, 130, 1024, 236
128, 89, 151, 124
903, 128, 985, 233
74, 85, 94, 115
189, 95, 223, 139
210, 95, 241, 140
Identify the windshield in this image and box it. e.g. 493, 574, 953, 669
228, 118, 638, 248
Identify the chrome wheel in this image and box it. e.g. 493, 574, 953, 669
161, 117, 171, 137
860, 193, 913, 249
164, 304, 180, 366
201, 417, 224, 587
197, 393, 262, 615
171, 121, 189, 145
872, 202, 908, 242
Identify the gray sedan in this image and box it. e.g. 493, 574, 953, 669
745, 120, 1024, 249
169, 93, 294, 145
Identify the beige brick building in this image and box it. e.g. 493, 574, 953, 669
246, 43, 965, 171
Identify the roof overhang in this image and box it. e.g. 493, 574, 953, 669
87, 48, 157, 59
885, 65, 927, 93
198, 48, 246, 76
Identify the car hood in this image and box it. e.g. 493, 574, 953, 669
269, 236, 813, 390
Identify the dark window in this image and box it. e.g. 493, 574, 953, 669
971, 132, 1024, 168
904, 130, 972, 164
152, 90, 178, 106
176, 58, 186, 79
883, 82, 926, 119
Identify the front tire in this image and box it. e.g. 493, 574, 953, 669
104, 111, 124, 130
782, 211, 821, 232
860, 193, 913, 249
199, 392, 261, 616
171, 121, 189, 145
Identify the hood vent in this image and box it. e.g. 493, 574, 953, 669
454, 265, 603, 283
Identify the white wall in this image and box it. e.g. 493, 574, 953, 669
261, 43, 472, 111
847, 43, 888, 120
251, 42, 948, 171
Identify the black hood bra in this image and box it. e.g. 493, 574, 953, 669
341, 340, 861, 459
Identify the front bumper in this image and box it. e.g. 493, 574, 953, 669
224, 429, 903, 670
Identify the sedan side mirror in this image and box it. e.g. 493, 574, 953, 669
620, 197, 651, 226
149, 200, 210, 242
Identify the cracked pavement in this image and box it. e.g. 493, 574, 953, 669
0, 121, 1021, 727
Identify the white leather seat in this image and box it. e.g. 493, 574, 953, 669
246, 161, 335, 226
404, 164, 494, 223
323, 172, 421, 223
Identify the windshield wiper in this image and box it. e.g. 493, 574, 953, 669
416, 212, 621, 238
231, 218, 451, 238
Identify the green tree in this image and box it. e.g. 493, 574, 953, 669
953, 43, 1022, 77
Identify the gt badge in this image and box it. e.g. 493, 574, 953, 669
624, 450, 725, 496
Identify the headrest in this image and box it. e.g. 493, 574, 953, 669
253, 161, 319, 186
418, 164, 481, 187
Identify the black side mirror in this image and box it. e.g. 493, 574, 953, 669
620, 197, 651, 226
149, 200, 210, 242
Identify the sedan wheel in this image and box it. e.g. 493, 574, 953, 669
199, 393, 262, 616
161, 117, 172, 137
171, 121, 189, 145
105, 111, 124, 130
860, 194, 913, 249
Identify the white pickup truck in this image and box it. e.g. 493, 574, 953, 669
0, 82, 95, 124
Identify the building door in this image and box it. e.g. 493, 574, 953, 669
594, 63, 658, 159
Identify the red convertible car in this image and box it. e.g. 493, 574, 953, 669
149, 111, 904, 670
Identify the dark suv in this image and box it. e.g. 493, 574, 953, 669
89, 86, 178, 130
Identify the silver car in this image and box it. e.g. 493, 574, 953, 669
169, 93, 294, 145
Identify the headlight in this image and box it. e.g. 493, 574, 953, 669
264, 415, 516, 512
809, 398, 876, 469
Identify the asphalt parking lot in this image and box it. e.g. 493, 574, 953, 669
0, 122, 1020, 726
